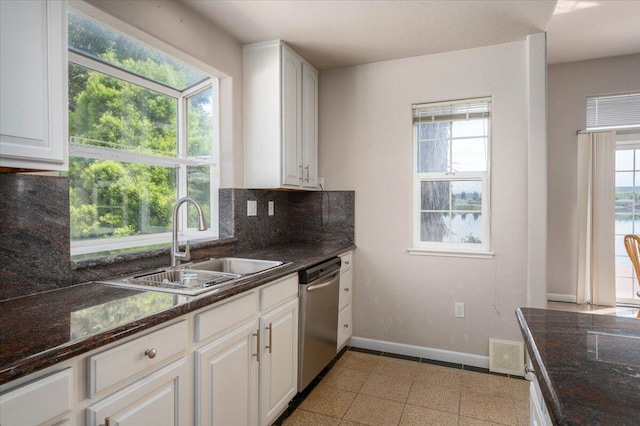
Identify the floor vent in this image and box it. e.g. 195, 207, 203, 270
489, 339, 525, 376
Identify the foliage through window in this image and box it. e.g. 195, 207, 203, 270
68, 10, 218, 255
412, 98, 491, 253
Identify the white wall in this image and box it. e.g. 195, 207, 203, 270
77, 0, 244, 188
547, 54, 640, 299
319, 40, 542, 358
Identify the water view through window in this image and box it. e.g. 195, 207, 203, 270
615, 147, 640, 303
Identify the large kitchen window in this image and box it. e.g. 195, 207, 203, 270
68, 9, 219, 255
410, 98, 491, 256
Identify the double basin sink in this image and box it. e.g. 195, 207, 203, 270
97, 258, 285, 296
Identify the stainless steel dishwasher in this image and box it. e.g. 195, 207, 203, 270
298, 257, 341, 391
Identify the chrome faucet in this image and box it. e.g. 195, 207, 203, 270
171, 197, 207, 267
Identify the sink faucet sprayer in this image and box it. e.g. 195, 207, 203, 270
171, 197, 207, 267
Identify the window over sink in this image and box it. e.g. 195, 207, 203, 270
409, 97, 492, 257
67, 9, 219, 256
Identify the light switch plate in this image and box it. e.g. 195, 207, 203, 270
247, 200, 257, 216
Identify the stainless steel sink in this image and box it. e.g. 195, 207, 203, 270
182, 258, 284, 276
96, 258, 285, 296
97, 269, 241, 296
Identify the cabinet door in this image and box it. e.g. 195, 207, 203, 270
0, 368, 73, 426
281, 45, 302, 187
0, 0, 67, 171
260, 299, 298, 426
301, 63, 318, 189
339, 268, 353, 311
337, 304, 353, 351
196, 320, 259, 426
87, 359, 186, 426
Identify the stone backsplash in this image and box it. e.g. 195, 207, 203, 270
0, 174, 354, 300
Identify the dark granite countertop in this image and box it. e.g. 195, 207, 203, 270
516, 307, 640, 425
0, 242, 355, 386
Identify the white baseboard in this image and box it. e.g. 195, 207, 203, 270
547, 293, 577, 303
350, 336, 489, 369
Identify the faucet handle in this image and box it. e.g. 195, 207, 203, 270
183, 241, 191, 262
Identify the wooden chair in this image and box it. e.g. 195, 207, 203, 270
622, 235, 640, 317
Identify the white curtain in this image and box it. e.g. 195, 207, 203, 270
576, 131, 617, 306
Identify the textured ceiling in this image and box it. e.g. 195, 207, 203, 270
547, 0, 640, 64
179, 0, 557, 70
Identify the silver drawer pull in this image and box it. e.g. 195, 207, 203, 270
253, 331, 260, 362
344, 324, 349, 328
144, 348, 157, 359
344, 287, 350, 292
345, 260, 350, 266
265, 323, 273, 353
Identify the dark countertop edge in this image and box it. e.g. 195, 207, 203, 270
1, 243, 356, 385
71, 237, 239, 270
515, 308, 565, 425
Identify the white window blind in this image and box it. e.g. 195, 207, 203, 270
586, 92, 640, 131
413, 98, 490, 124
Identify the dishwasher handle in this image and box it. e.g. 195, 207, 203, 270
305, 270, 340, 292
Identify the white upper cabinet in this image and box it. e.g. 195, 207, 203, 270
244, 40, 319, 190
301, 63, 319, 189
0, 0, 68, 171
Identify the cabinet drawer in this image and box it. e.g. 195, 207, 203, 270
337, 304, 352, 350
88, 320, 187, 396
0, 368, 72, 426
339, 268, 353, 311
87, 358, 186, 426
339, 251, 353, 273
260, 273, 298, 311
195, 292, 258, 343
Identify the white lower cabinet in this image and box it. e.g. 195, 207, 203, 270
337, 251, 354, 350
195, 273, 299, 426
0, 368, 73, 426
530, 373, 552, 426
196, 320, 259, 426
260, 299, 298, 426
1, 274, 300, 426
87, 358, 187, 426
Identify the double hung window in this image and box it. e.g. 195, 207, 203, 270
67, 10, 219, 255
411, 98, 491, 255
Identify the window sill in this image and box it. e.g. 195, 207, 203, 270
72, 236, 237, 270
407, 248, 495, 259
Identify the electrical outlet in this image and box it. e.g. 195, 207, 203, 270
268, 201, 274, 216
247, 200, 257, 216
455, 302, 465, 318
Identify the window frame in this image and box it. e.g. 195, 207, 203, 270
409, 97, 493, 258
68, 9, 220, 256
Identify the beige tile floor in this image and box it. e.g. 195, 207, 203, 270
284, 351, 530, 426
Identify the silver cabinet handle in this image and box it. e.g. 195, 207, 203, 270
144, 348, 157, 359
252, 330, 260, 362
265, 323, 273, 353
345, 260, 350, 266
299, 165, 303, 180
344, 287, 350, 292
305, 165, 310, 182
344, 324, 349, 328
